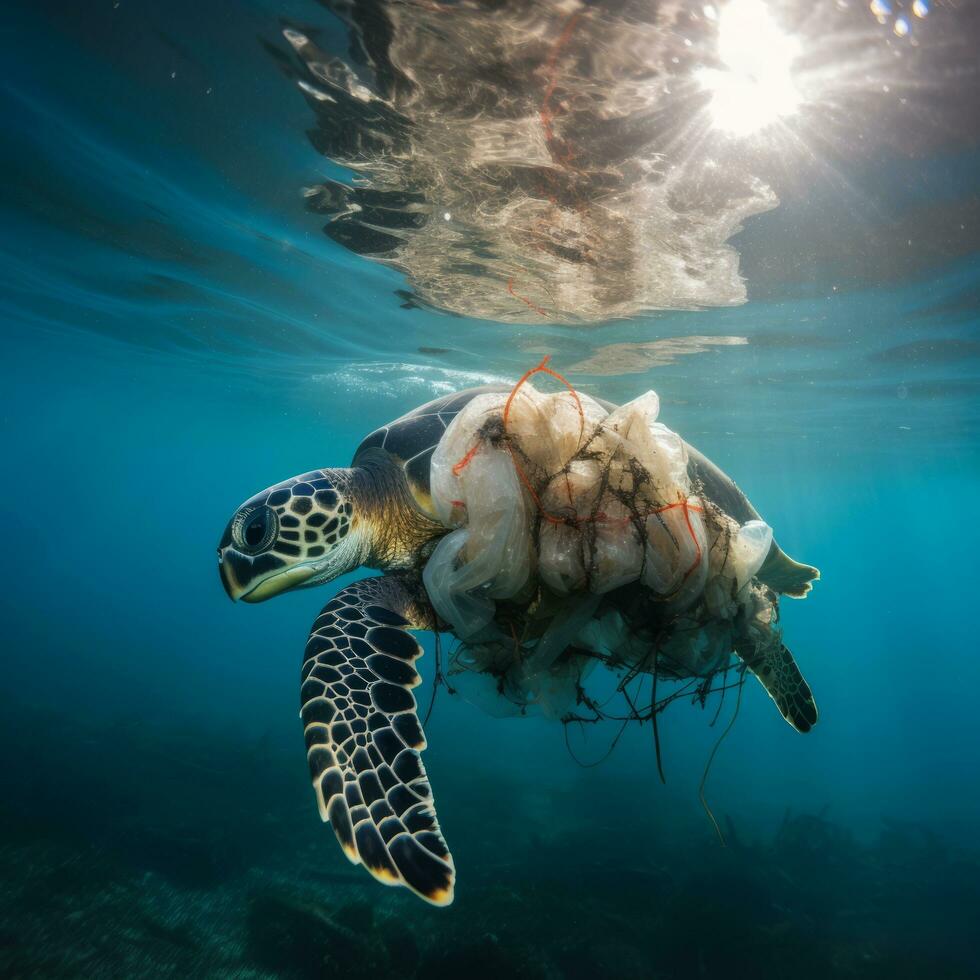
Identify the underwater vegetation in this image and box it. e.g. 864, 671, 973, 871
1, 701, 977, 979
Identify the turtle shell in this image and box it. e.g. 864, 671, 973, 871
351, 385, 510, 515
351, 383, 816, 597
351, 382, 754, 524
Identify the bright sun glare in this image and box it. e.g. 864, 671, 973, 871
698, 0, 802, 136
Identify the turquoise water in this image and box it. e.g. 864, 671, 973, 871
2, 1, 979, 977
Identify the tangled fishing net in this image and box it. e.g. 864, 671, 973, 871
422, 359, 778, 724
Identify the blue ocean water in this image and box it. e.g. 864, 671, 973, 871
2, 1, 979, 977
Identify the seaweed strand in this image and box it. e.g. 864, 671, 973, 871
699, 672, 745, 845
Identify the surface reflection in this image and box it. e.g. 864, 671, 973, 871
274, 0, 958, 323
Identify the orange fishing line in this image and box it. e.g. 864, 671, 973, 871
451, 440, 482, 477
452, 358, 706, 581
540, 11, 583, 167
506, 277, 551, 318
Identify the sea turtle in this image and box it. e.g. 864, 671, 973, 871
217, 385, 819, 906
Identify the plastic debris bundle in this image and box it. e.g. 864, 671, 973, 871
422, 361, 777, 718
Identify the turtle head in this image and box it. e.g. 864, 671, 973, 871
218, 469, 362, 602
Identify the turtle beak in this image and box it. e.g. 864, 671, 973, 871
218, 548, 243, 601
237, 563, 319, 602
217, 544, 321, 603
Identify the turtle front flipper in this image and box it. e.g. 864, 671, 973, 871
735, 634, 818, 734
301, 575, 455, 905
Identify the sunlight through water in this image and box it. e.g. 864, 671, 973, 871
698, 0, 802, 136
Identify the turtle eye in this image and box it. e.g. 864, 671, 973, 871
233, 505, 278, 555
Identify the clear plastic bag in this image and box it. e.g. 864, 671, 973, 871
427, 380, 722, 605
426, 394, 535, 637
425, 367, 778, 715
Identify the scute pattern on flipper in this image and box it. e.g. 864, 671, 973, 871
746, 641, 819, 734
300, 577, 455, 906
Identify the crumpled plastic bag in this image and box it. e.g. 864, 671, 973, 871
425, 393, 535, 639
427, 381, 719, 617
449, 629, 600, 721
424, 373, 778, 716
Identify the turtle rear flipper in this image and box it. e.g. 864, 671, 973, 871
736, 636, 818, 733
757, 548, 820, 599
301, 575, 455, 906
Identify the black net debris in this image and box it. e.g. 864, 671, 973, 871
422, 361, 782, 721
